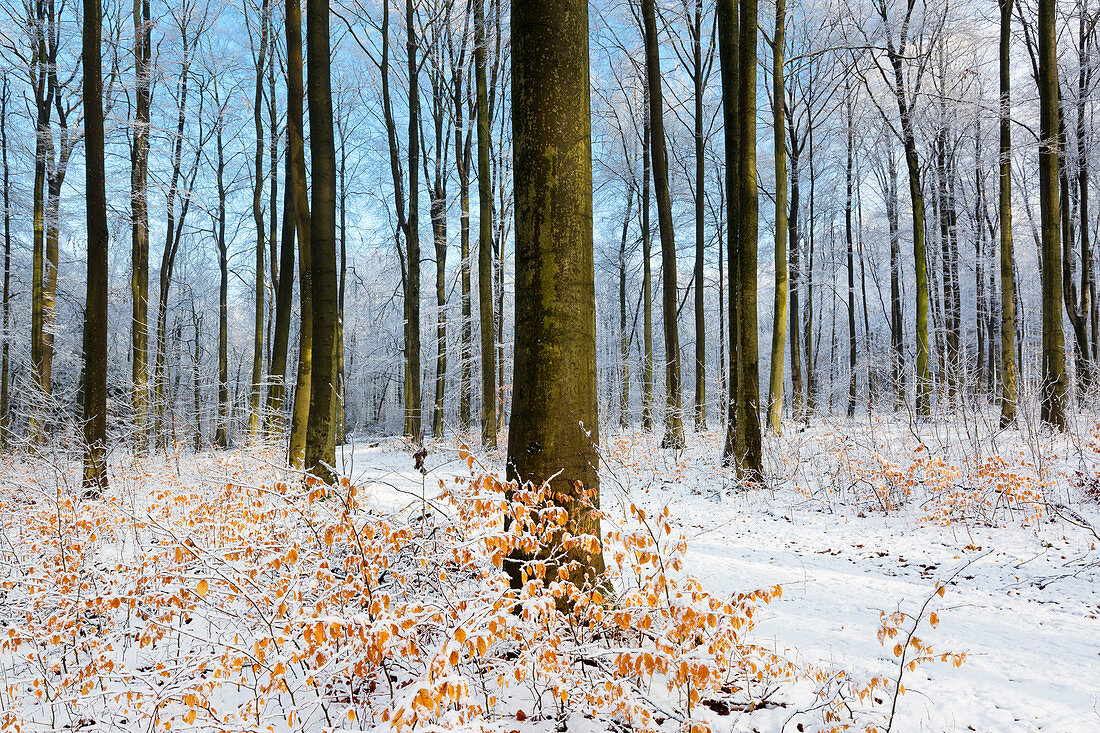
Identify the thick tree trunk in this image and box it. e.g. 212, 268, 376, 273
507, 0, 605, 592
303, 0, 340, 481
82, 0, 109, 492
734, 0, 764, 479
642, 0, 686, 450
1039, 0, 1068, 428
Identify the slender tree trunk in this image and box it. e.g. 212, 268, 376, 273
287, 0, 312, 466
789, 132, 804, 419
620, 185, 635, 430
303, 0, 339, 480
641, 115, 654, 433
886, 142, 904, 405
131, 0, 152, 452
0, 76, 11, 445
267, 132, 296, 436
1061, 102, 1091, 396
806, 126, 816, 414
215, 106, 229, 449
430, 85, 448, 440
768, 0, 787, 433
846, 88, 857, 418
693, 0, 707, 431
1078, 10, 1093, 394
642, 0, 685, 450
404, 0, 422, 441
889, 51, 931, 417
475, 0, 496, 448
250, 0, 270, 439
155, 40, 193, 450
29, 30, 49, 441
83, 0, 109, 492
1039, 0, 1068, 428
718, 0, 741, 459
506, 0, 605, 593
458, 70, 473, 432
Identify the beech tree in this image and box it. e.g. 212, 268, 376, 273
303, 0, 340, 481
641, 0, 686, 450
82, 0, 108, 492
507, 0, 605, 590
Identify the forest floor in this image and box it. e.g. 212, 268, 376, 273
1, 410, 1099, 732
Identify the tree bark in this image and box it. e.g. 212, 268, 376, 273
641, 115, 654, 433
82, 0, 109, 492
250, 0, 271, 439
404, 0, 423, 441
620, 185, 634, 430
642, 0, 686, 450
507, 0, 606, 592
457, 56, 473, 432
131, 0, 152, 452
718, 0, 741, 461
303, 0, 340, 480
734, 0, 764, 480
1039, 0, 1068, 428
692, 0, 707, 431
214, 94, 229, 449
475, 0, 496, 448
1, 76, 11, 445
287, 0, 312, 466
846, 87, 857, 418
768, 0, 787, 433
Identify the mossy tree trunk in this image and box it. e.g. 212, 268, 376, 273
734, 0, 764, 480
303, 0, 340, 481
507, 0, 606, 591
131, 0, 152, 452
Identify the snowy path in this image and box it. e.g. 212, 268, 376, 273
659, 493, 1100, 731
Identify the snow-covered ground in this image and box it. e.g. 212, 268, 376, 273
339, 415, 1100, 732
2, 414, 1098, 732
